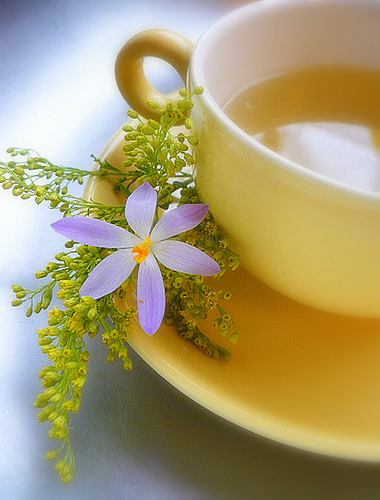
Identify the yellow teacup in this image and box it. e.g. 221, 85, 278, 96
115, 0, 380, 318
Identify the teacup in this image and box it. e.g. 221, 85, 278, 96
115, 0, 380, 318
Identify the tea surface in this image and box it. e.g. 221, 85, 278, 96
224, 66, 380, 191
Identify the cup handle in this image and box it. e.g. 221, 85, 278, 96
115, 28, 194, 120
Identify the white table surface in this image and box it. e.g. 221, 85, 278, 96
2, 1, 380, 498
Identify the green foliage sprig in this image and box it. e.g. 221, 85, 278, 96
2, 88, 239, 482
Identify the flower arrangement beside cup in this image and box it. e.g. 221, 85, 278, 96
2, 88, 239, 483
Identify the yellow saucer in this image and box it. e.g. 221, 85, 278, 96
84, 125, 380, 462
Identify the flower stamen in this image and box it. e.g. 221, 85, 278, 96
132, 236, 151, 263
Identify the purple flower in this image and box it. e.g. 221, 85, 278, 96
51, 181, 220, 334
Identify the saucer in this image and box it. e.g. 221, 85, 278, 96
84, 125, 380, 462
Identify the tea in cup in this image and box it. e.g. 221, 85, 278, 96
115, 0, 380, 318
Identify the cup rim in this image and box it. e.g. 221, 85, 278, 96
190, 0, 380, 202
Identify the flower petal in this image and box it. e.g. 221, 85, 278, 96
153, 240, 220, 275
136, 254, 165, 335
51, 217, 140, 248
150, 203, 208, 242
125, 181, 157, 239
80, 249, 136, 299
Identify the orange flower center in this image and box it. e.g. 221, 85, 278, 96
132, 236, 151, 263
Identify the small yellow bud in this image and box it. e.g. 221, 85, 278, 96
72, 376, 86, 389
42, 405, 55, 415
228, 255, 240, 271
44, 371, 59, 384
87, 307, 97, 320
63, 297, 78, 308
78, 365, 87, 376
193, 86, 204, 95
174, 158, 186, 170
53, 415, 67, 428
35, 185, 46, 196
107, 351, 116, 363
35, 270, 48, 279
48, 307, 65, 325
146, 100, 159, 110
81, 351, 90, 363
184, 118, 193, 130
50, 393, 64, 403
41, 345, 55, 354
45, 450, 58, 461
44, 387, 57, 399
80, 295, 95, 306
38, 337, 53, 346
187, 136, 198, 146
147, 119, 159, 130
34, 303, 42, 313
62, 348, 73, 358
87, 322, 98, 335
60, 469, 75, 483
123, 358, 133, 370
127, 109, 139, 119
13, 166, 25, 175
42, 290, 53, 309
37, 411, 49, 422
55, 460, 70, 475
46, 262, 59, 272
48, 410, 60, 422
33, 394, 49, 408
74, 303, 87, 313
59, 280, 75, 290
229, 331, 239, 344
142, 125, 155, 136
12, 186, 23, 196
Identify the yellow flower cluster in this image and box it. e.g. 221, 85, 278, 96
99, 291, 136, 371
163, 269, 236, 360
34, 315, 89, 483
20, 244, 136, 482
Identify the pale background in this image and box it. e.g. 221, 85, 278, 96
1, 0, 380, 498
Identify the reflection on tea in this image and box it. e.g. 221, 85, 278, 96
224, 66, 380, 191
